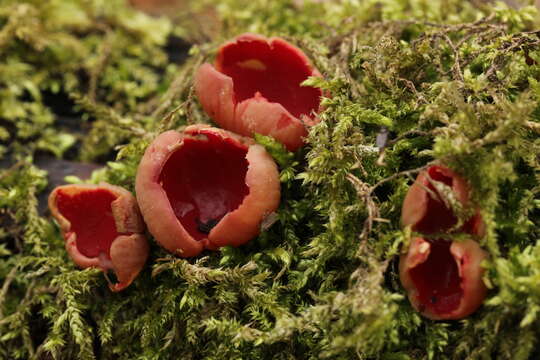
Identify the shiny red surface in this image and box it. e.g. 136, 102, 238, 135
414, 166, 458, 234
218, 37, 321, 119
409, 240, 463, 315
159, 131, 249, 241
56, 189, 118, 258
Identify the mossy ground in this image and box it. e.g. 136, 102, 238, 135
1, 0, 539, 359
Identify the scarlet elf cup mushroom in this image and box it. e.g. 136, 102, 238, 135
135, 125, 281, 257
399, 165, 488, 320
194, 33, 323, 152
401, 165, 484, 236
49, 183, 149, 291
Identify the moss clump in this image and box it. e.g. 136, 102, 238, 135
1, 0, 539, 359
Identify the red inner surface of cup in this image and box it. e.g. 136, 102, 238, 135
159, 132, 250, 241
218, 38, 321, 119
56, 189, 119, 258
414, 166, 458, 234
409, 239, 463, 315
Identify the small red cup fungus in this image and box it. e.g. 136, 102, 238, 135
399, 164, 488, 319
49, 183, 149, 292
399, 237, 488, 320
401, 164, 484, 236
135, 124, 281, 257
194, 33, 323, 152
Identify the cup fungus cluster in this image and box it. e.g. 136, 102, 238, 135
50, 33, 323, 289
47, 34, 490, 315
399, 165, 488, 320
49, 183, 149, 291
135, 125, 280, 258
133, 33, 317, 259
195, 33, 323, 151
46, 33, 493, 315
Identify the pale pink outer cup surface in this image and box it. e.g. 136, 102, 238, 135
195, 33, 323, 152
135, 124, 281, 257
49, 183, 149, 292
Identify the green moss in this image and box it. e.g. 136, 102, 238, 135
1, 0, 540, 359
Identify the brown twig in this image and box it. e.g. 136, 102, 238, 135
346, 173, 379, 241
397, 78, 428, 106
148, 56, 203, 120
442, 34, 464, 83
368, 164, 430, 196
387, 130, 431, 146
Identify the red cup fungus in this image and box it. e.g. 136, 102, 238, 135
399, 165, 488, 319
194, 33, 323, 152
399, 237, 488, 320
49, 183, 149, 292
135, 124, 281, 257
401, 164, 484, 236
